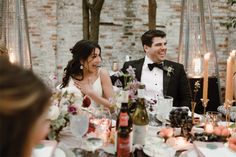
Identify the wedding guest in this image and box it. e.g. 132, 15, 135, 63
0, 58, 51, 157
60, 39, 114, 109
111, 29, 191, 107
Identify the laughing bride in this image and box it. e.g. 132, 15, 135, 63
59, 39, 114, 110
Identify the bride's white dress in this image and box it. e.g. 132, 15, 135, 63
58, 71, 104, 149
59, 72, 103, 109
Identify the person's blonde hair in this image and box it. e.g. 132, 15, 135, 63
0, 58, 51, 157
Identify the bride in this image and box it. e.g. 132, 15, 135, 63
59, 39, 114, 110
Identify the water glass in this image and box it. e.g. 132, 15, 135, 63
70, 112, 89, 147
206, 111, 222, 127
156, 96, 173, 125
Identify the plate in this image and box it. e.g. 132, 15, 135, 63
102, 144, 115, 154
54, 148, 66, 157
179, 149, 197, 157
84, 137, 103, 152
143, 143, 176, 157
218, 121, 233, 127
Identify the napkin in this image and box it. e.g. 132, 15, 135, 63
193, 141, 236, 157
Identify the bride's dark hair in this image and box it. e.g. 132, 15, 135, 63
60, 39, 101, 88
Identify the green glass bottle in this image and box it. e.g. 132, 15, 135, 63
132, 84, 149, 145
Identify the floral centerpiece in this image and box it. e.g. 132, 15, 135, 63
47, 90, 91, 140
112, 66, 141, 112
113, 66, 140, 97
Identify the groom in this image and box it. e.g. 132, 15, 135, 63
112, 29, 191, 107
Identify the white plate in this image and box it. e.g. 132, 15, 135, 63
179, 149, 197, 157
54, 148, 66, 157
102, 144, 115, 154
143, 144, 176, 157
218, 121, 233, 127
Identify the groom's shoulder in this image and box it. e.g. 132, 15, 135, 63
165, 60, 184, 68
124, 58, 144, 66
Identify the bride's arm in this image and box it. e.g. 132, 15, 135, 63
86, 68, 114, 108
74, 68, 114, 109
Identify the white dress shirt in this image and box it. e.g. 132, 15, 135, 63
141, 56, 163, 100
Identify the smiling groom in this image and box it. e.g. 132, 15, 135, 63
112, 30, 191, 107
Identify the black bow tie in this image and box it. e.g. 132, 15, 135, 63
148, 63, 164, 71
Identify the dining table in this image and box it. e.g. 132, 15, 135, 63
55, 109, 236, 157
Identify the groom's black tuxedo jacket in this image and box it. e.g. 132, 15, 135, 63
111, 58, 192, 107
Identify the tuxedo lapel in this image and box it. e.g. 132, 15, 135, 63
163, 60, 171, 96
134, 58, 144, 81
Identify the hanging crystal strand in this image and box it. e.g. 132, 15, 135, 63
4, 0, 31, 68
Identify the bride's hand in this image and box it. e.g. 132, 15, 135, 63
74, 79, 93, 96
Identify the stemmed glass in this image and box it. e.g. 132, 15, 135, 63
70, 111, 89, 147
86, 108, 112, 151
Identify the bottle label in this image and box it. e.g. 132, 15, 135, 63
138, 89, 145, 98
133, 125, 148, 145
117, 136, 130, 157
119, 112, 129, 127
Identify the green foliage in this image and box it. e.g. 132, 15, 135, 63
220, 0, 236, 30
227, 0, 236, 5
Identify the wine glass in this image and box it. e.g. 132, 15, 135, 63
87, 107, 111, 151
70, 112, 89, 147
95, 108, 112, 143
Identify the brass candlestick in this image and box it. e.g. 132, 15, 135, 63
201, 98, 209, 119
191, 101, 197, 124
224, 99, 235, 127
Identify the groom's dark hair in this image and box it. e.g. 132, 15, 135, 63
141, 30, 166, 47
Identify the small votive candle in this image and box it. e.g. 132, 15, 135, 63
205, 123, 214, 134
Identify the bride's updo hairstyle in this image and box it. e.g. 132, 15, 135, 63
0, 58, 51, 157
60, 39, 101, 88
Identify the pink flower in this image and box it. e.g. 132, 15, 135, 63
68, 105, 77, 115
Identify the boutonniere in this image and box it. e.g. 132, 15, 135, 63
163, 66, 174, 77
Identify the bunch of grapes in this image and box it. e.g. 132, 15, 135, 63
169, 108, 193, 137
190, 132, 227, 142
169, 108, 189, 127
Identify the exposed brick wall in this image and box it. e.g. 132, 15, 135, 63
26, 0, 235, 96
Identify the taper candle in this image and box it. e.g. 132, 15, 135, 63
203, 53, 210, 102
225, 56, 233, 103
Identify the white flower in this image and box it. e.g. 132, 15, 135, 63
163, 66, 174, 77
48, 105, 60, 120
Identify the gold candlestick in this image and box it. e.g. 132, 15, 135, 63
191, 101, 197, 124
201, 98, 209, 119
224, 99, 235, 127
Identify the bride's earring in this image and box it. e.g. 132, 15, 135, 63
80, 65, 83, 70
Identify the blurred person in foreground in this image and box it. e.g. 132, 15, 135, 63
111, 29, 191, 107
0, 58, 52, 157
60, 39, 114, 110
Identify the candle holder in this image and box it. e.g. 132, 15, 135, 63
224, 99, 235, 127
201, 98, 209, 119
191, 101, 197, 124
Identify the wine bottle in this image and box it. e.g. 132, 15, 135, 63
132, 84, 149, 145
116, 90, 133, 157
